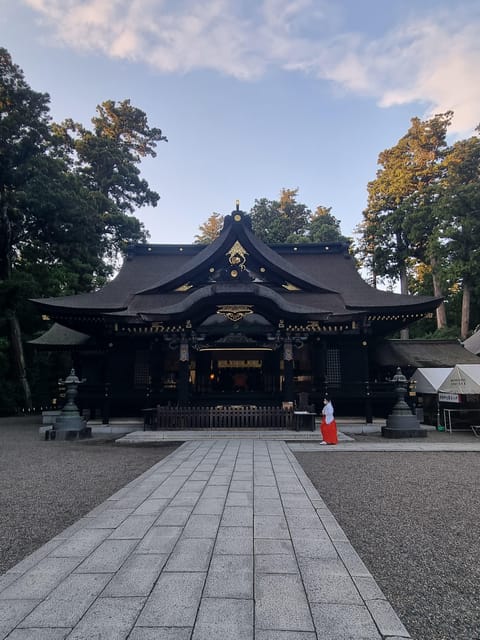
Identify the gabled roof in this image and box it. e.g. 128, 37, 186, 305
32, 209, 441, 327
463, 328, 480, 355
375, 339, 480, 368
28, 323, 94, 348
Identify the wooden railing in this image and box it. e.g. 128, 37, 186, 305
143, 405, 295, 430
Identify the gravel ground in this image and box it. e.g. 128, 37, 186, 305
295, 444, 480, 640
0, 416, 178, 574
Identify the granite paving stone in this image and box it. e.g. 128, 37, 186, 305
221, 505, 253, 527
18, 572, 111, 628
67, 596, 146, 639
225, 492, 253, 507
213, 526, 253, 555
0, 557, 81, 600
310, 603, 381, 639
301, 572, 364, 605
74, 538, 138, 572
254, 538, 294, 555
255, 552, 299, 574
84, 508, 133, 528
48, 528, 112, 558
192, 498, 225, 514
255, 573, 314, 632
133, 499, 169, 515
256, 632, 317, 640
254, 514, 290, 539
366, 598, 412, 638
170, 492, 203, 507
129, 628, 192, 640
154, 507, 193, 527
204, 554, 253, 598
136, 572, 206, 627
192, 597, 253, 640
0, 600, 41, 638
164, 538, 214, 572
5, 629, 72, 639
182, 514, 221, 538
135, 525, 182, 554
102, 553, 168, 597
254, 498, 284, 515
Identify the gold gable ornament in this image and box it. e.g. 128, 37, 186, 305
226, 241, 248, 270
216, 304, 254, 322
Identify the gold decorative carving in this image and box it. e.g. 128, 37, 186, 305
282, 282, 301, 291
216, 304, 254, 322
226, 241, 248, 270
174, 283, 193, 291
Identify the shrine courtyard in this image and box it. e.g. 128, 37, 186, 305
0, 416, 479, 640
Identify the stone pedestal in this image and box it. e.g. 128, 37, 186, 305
382, 367, 427, 439
54, 369, 91, 440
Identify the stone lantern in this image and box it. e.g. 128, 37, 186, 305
54, 368, 90, 439
382, 367, 427, 438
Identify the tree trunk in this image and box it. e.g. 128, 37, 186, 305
461, 280, 471, 340
399, 260, 409, 340
430, 257, 447, 329
1, 190, 32, 410
8, 311, 33, 410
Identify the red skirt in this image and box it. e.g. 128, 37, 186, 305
320, 417, 338, 444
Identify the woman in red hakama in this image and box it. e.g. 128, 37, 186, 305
320, 398, 338, 445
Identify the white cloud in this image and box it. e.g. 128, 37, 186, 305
23, 0, 480, 133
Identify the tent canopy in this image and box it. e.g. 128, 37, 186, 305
439, 364, 480, 395
410, 368, 452, 394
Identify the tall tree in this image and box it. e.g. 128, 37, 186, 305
437, 133, 480, 338
0, 48, 52, 408
250, 188, 312, 243
358, 112, 453, 334
52, 99, 167, 260
0, 49, 168, 412
307, 206, 350, 243
194, 212, 224, 244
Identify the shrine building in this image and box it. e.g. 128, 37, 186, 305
32, 207, 441, 419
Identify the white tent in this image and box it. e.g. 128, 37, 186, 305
439, 364, 480, 395
411, 368, 452, 394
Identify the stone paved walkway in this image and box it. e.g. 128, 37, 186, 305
0, 439, 412, 639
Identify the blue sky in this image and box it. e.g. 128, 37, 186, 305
1, 0, 479, 244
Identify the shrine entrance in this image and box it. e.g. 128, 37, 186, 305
191, 347, 282, 404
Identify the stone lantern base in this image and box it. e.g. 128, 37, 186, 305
381, 415, 428, 439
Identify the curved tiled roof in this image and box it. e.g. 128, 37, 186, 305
32, 210, 441, 323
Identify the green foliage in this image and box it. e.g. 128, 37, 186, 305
0, 48, 167, 412
357, 112, 452, 285
250, 188, 311, 243
248, 189, 348, 244
357, 111, 480, 336
308, 206, 350, 243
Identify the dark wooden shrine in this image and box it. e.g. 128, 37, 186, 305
32, 207, 441, 420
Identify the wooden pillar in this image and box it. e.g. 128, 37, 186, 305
177, 335, 190, 407
362, 338, 373, 424
283, 338, 294, 403
101, 352, 111, 424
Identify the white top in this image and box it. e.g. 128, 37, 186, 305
322, 401, 334, 424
